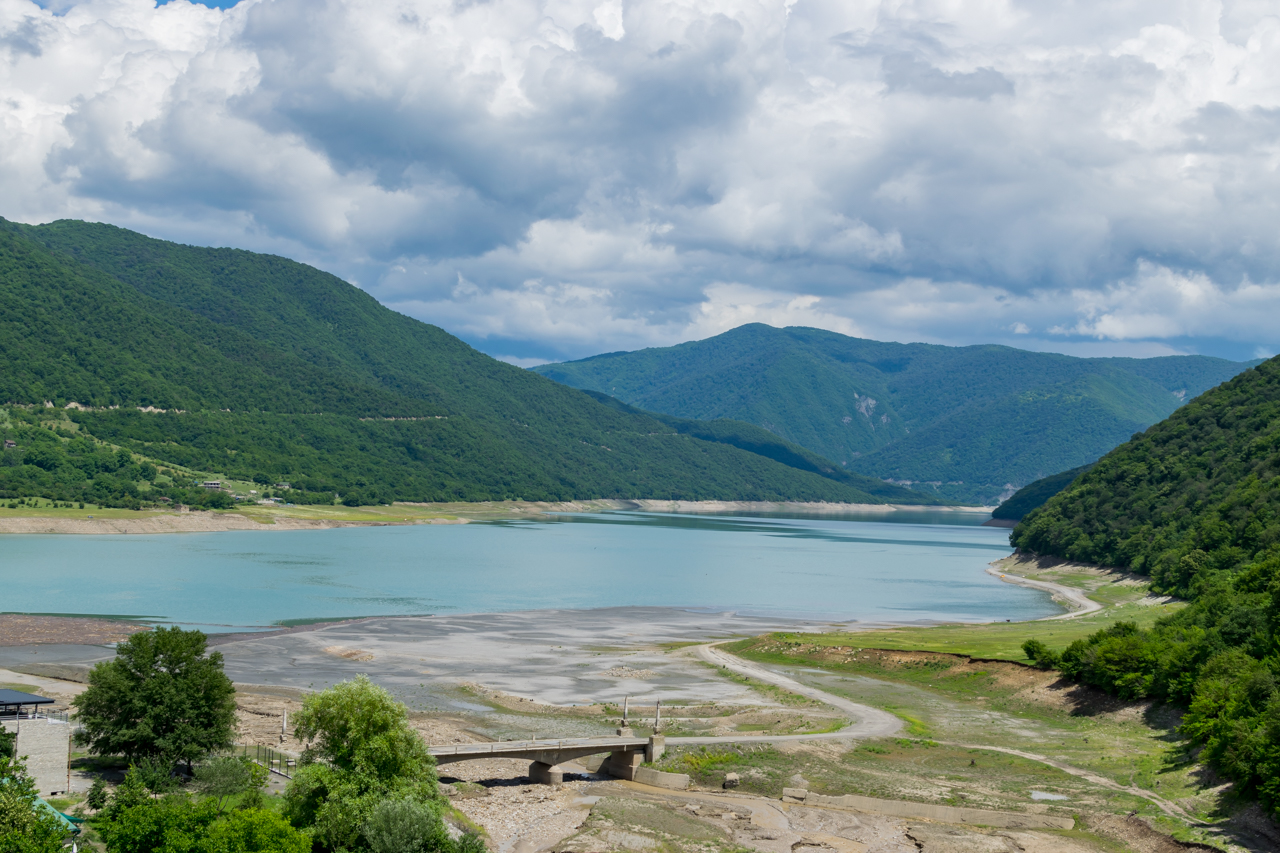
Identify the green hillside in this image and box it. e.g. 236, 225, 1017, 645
1012, 355, 1280, 585
534, 324, 1256, 503
0, 219, 929, 508
1014, 357, 1280, 818
989, 464, 1092, 521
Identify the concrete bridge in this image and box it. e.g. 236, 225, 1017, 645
429, 734, 665, 784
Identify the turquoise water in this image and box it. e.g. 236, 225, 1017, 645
0, 511, 1049, 627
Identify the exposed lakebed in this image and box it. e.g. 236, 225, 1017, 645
0, 510, 1052, 628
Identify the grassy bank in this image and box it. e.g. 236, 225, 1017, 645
704, 563, 1252, 849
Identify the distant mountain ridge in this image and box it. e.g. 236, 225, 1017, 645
0, 220, 930, 507
534, 324, 1258, 504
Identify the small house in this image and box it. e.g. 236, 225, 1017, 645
200, 481, 222, 490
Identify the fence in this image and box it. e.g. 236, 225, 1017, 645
0, 709, 74, 728
235, 743, 298, 779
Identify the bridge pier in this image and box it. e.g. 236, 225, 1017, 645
601, 748, 644, 781
528, 761, 564, 785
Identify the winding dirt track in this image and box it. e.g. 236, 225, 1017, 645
698, 641, 1201, 824
985, 565, 1104, 619
667, 643, 901, 745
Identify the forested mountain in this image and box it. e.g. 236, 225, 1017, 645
534, 324, 1257, 504
1015, 357, 1280, 818
0, 219, 929, 508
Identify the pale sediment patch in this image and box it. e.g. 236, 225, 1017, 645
628, 500, 990, 515
0, 513, 463, 535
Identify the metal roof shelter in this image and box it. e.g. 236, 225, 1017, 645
0, 688, 55, 717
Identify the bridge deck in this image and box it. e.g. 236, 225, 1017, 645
428, 736, 647, 761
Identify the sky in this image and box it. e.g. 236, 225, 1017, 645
4, 0, 1280, 366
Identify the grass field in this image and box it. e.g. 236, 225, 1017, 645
757, 599, 1181, 663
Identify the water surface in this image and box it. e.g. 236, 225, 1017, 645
0, 510, 1049, 627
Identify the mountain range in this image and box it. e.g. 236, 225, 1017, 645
534, 324, 1258, 504
0, 219, 926, 508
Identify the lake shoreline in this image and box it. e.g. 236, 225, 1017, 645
0, 556, 1085, 653
0, 498, 991, 535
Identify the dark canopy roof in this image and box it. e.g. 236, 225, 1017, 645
0, 688, 54, 706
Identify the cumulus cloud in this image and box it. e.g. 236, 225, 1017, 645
2, 0, 1279, 360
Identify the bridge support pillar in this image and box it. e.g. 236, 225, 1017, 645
602, 749, 644, 781
646, 735, 665, 764
529, 761, 563, 785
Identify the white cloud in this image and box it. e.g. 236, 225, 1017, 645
2, 0, 1280, 360
1054, 261, 1280, 342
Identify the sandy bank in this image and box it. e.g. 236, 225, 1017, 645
628, 499, 991, 515
987, 553, 1177, 620
0, 512, 466, 535
0, 498, 989, 535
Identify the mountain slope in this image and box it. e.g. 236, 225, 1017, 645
989, 464, 1093, 522
534, 324, 1257, 503
1012, 355, 1280, 584
1014, 358, 1280, 819
0, 219, 926, 507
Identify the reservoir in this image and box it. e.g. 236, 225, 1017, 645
0, 510, 1052, 628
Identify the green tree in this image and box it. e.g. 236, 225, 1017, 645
198, 809, 310, 853
193, 756, 268, 816
87, 777, 110, 811
363, 799, 451, 853
98, 796, 217, 853
0, 754, 72, 853
283, 677, 441, 852
74, 627, 236, 768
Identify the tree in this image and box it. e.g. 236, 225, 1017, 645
283, 677, 441, 852
196, 809, 310, 853
74, 627, 237, 767
98, 796, 218, 853
193, 756, 268, 815
292, 675, 435, 780
0, 754, 69, 853
87, 777, 110, 811
363, 799, 451, 853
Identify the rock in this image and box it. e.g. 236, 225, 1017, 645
723, 772, 740, 789
782, 787, 808, 803
789, 773, 810, 789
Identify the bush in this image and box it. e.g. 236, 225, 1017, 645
1020, 639, 1059, 670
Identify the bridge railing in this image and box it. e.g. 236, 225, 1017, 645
427, 735, 648, 757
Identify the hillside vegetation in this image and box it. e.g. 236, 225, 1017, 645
0, 219, 928, 508
990, 464, 1093, 521
534, 324, 1255, 504
1014, 357, 1280, 818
